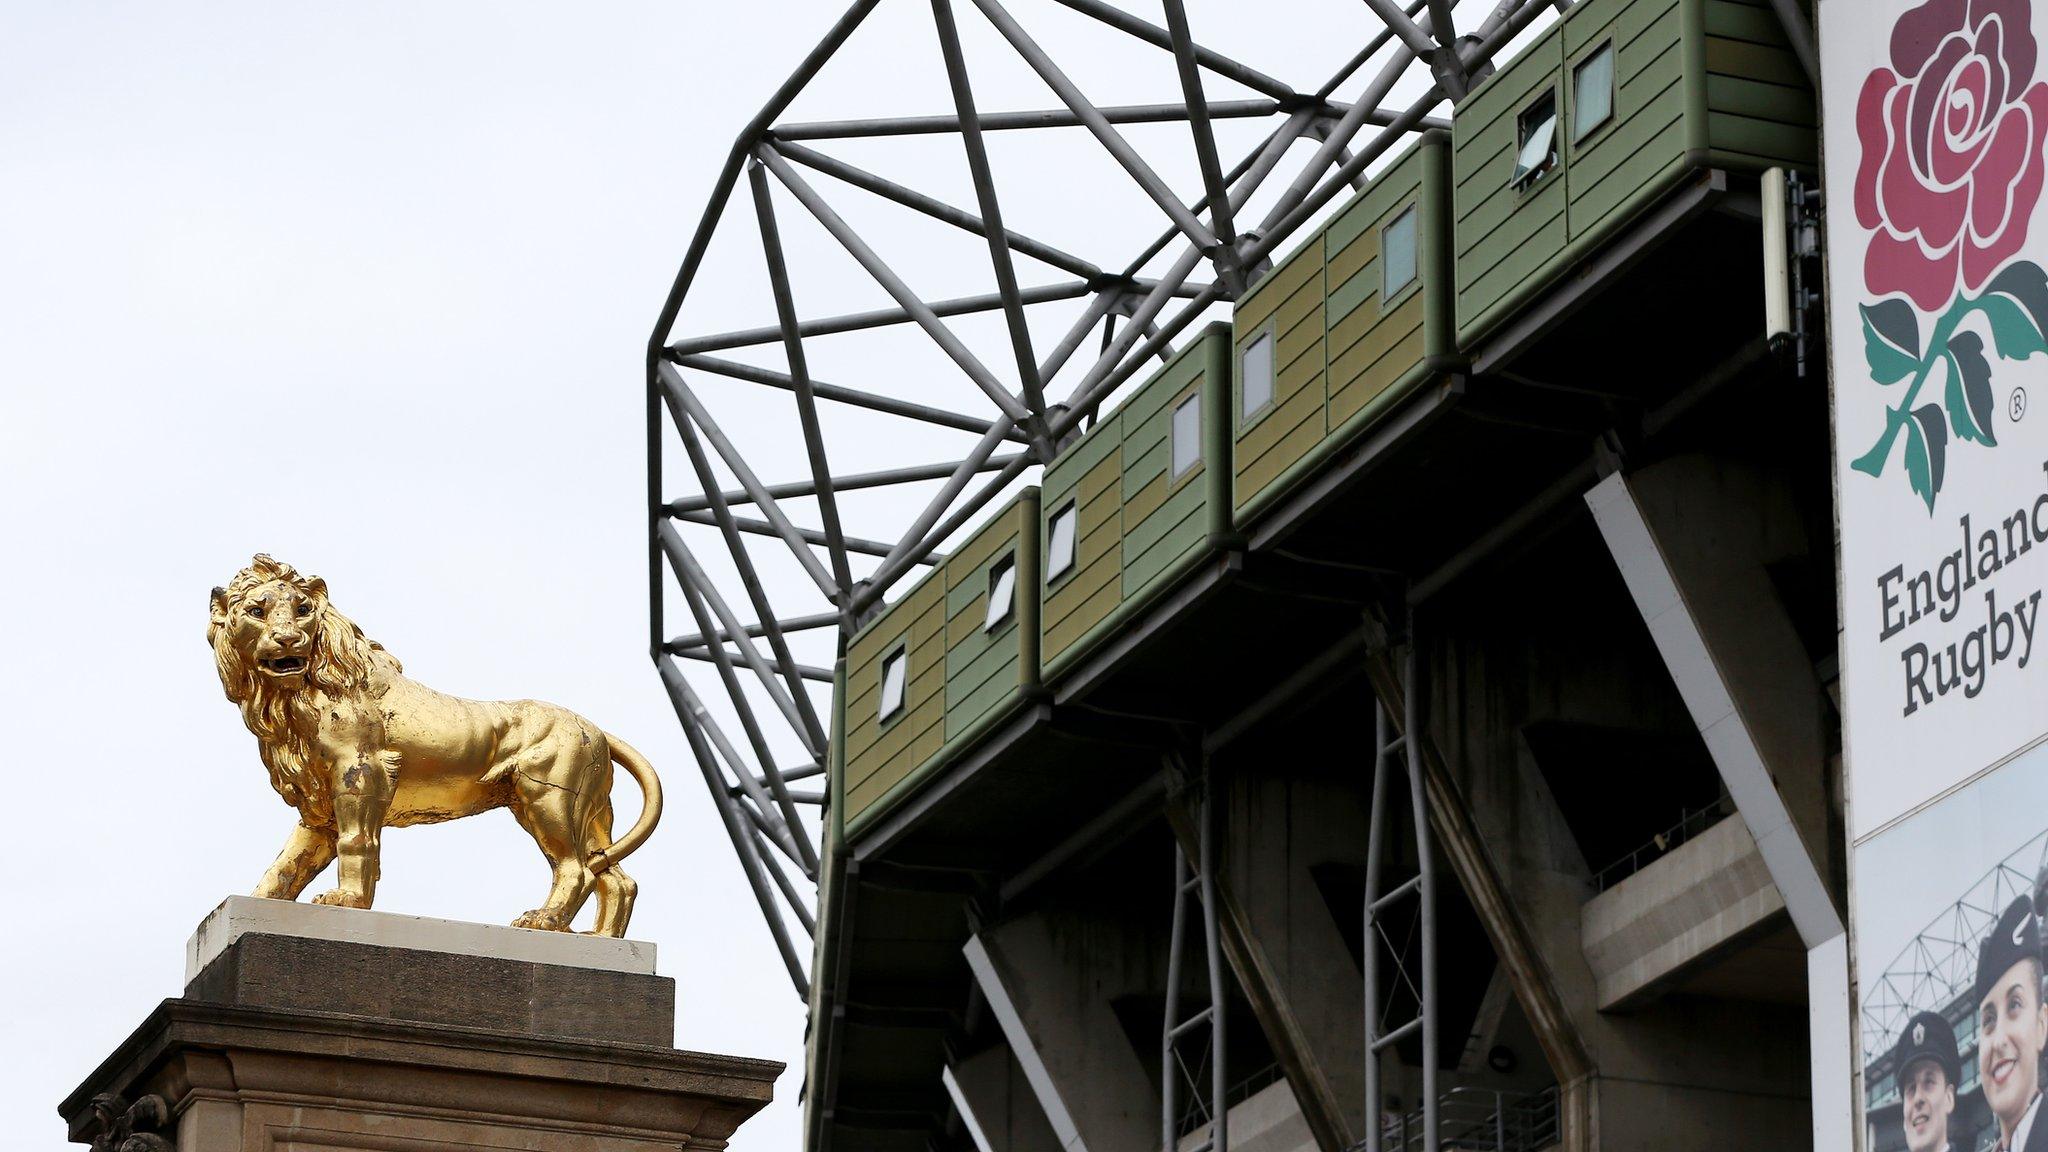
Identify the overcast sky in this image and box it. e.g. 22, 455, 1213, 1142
0, 4, 1487, 1147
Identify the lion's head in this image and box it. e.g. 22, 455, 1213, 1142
209, 555, 395, 813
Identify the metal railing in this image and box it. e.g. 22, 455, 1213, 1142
1377, 1086, 1560, 1152
1589, 796, 1735, 892
1176, 1061, 1286, 1140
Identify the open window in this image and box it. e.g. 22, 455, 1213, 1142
1046, 501, 1077, 583
1382, 205, 1418, 299
1171, 393, 1201, 479
1512, 91, 1559, 189
984, 553, 1016, 632
1573, 43, 1614, 140
878, 645, 908, 722
1240, 332, 1274, 422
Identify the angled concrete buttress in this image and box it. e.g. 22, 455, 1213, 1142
1584, 462, 1853, 1152
965, 909, 1161, 1152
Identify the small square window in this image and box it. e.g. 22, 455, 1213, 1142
1573, 44, 1614, 139
1382, 206, 1418, 299
1240, 332, 1274, 422
878, 646, 907, 722
984, 554, 1016, 632
1171, 394, 1201, 479
1512, 91, 1559, 189
1046, 502, 1077, 582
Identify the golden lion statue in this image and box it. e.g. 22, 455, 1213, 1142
208, 555, 662, 937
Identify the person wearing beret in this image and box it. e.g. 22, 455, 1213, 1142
1977, 897, 2048, 1152
1894, 1008, 1963, 1152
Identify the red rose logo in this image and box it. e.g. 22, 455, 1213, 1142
1855, 0, 2048, 311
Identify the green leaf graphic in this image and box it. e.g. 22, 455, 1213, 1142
1863, 299, 1922, 384
1946, 331, 1999, 446
1908, 403, 1947, 511
1984, 260, 2048, 335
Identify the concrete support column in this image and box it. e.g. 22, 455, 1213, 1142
966, 908, 1161, 1152
1585, 463, 1851, 1152
951, 1041, 1064, 1152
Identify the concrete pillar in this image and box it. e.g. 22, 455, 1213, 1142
1215, 769, 1373, 1147
966, 907, 1161, 1152
1584, 458, 1849, 1152
952, 1042, 1064, 1152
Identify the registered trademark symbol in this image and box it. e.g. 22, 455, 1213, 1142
2013, 387, 2029, 423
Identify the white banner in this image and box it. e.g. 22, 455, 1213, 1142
1825, 0, 2048, 844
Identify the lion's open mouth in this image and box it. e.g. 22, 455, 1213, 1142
260, 656, 308, 675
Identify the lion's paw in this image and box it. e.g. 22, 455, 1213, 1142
512, 908, 571, 932
311, 889, 370, 909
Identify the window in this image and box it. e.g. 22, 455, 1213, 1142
1171, 394, 1201, 479
1240, 332, 1274, 421
1573, 44, 1614, 139
1512, 91, 1559, 189
1046, 502, 1077, 582
984, 554, 1016, 632
878, 646, 907, 722
1382, 206, 1418, 299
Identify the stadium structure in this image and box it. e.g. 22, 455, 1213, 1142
643, 1, 1836, 1150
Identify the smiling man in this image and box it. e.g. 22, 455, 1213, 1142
1977, 898, 2048, 1152
1893, 1009, 1962, 1152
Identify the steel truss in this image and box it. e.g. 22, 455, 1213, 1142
1364, 637, 1437, 1152
1164, 755, 1229, 1152
647, 0, 1568, 1002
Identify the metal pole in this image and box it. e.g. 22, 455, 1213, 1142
772, 138, 1100, 279
1046, 0, 1296, 100
1160, 0, 1238, 267
668, 280, 1091, 355
671, 352, 1031, 441
754, 144, 1037, 426
1364, 702, 1394, 1152
748, 158, 855, 593
931, 0, 1055, 459
658, 654, 811, 995
1200, 763, 1228, 1152
669, 507, 940, 565
670, 610, 841, 652
772, 98, 1283, 140
1163, 843, 1189, 1152
659, 363, 841, 601
972, 0, 1221, 254
668, 452, 1026, 514
1406, 628, 1438, 1152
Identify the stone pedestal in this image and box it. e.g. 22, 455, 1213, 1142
61, 897, 781, 1152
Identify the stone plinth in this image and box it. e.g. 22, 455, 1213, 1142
62, 899, 781, 1152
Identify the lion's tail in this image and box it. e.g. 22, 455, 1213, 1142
589, 734, 664, 876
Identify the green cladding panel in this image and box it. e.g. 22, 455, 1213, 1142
841, 489, 1042, 836
1233, 134, 1457, 528
1042, 325, 1231, 680
1453, 0, 1814, 345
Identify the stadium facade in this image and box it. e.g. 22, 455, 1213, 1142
640, 1, 1890, 1150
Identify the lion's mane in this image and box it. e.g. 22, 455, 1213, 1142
208, 555, 397, 820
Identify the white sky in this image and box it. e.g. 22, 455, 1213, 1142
0, 3, 1532, 1147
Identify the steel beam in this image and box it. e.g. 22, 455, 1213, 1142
668, 453, 1027, 515
659, 654, 811, 996
749, 158, 855, 593
773, 139, 1099, 280
773, 98, 1282, 140
932, 0, 1056, 460
669, 280, 1092, 356
670, 506, 941, 565
670, 610, 842, 652
671, 645, 836, 683
755, 143, 1036, 426
972, 0, 1221, 255
1161, 0, 1238, 270
671, 352, 1032, 442
659, 362, 841, 602
1046, 0, 1296, 101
